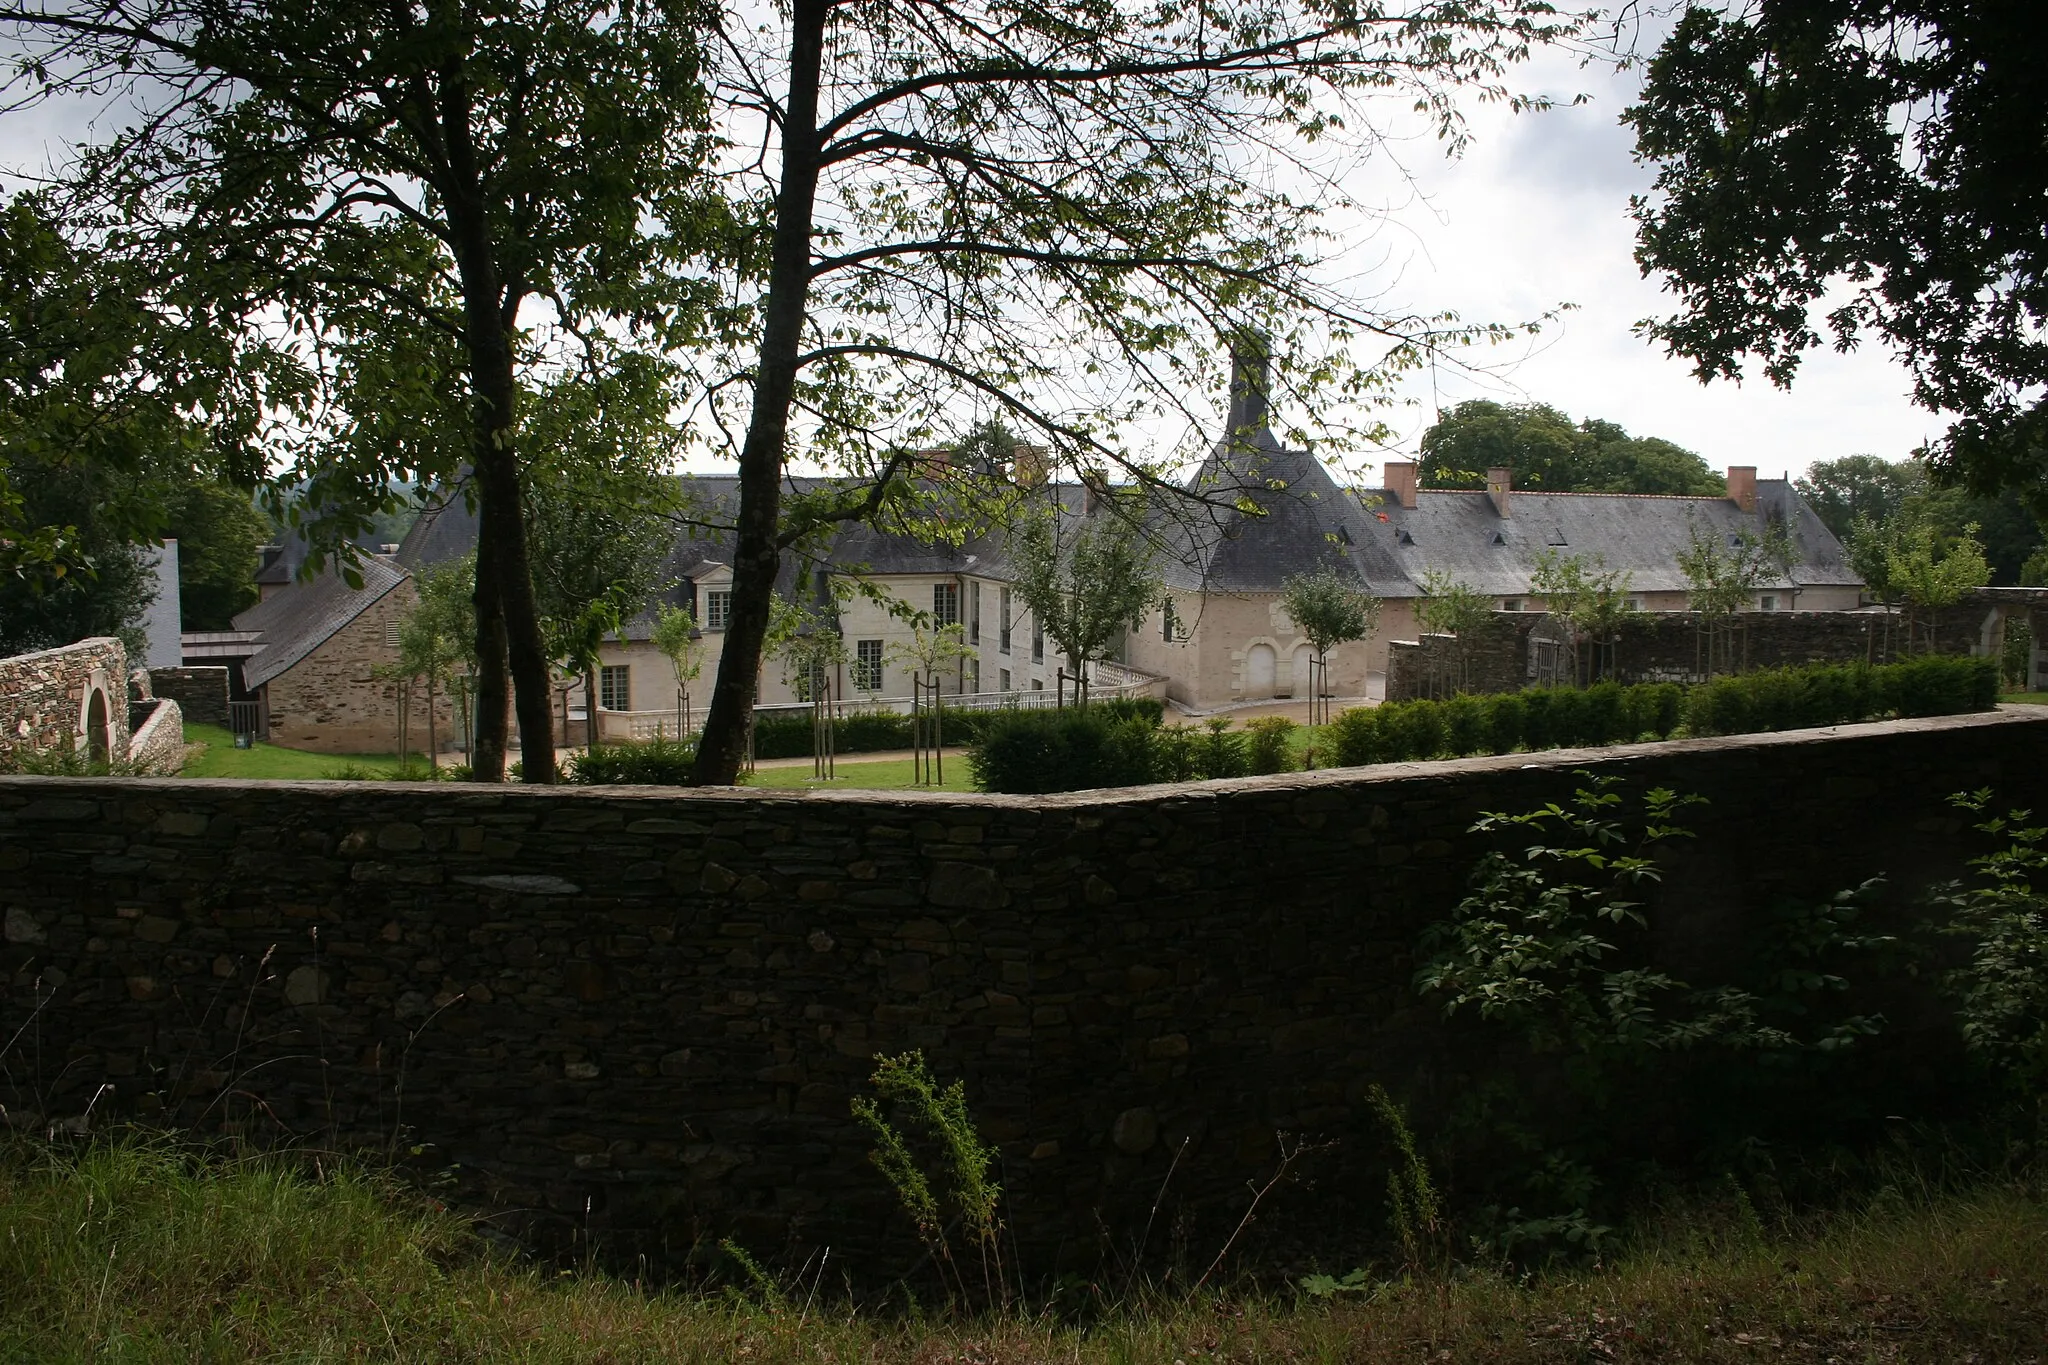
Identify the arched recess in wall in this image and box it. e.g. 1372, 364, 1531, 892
83, 687, 110, 762
1245, 643, 1277, 699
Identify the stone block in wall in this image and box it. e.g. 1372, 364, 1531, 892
147, 667, 231, 729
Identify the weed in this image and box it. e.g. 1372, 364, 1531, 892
851, 1051, 1006, 1306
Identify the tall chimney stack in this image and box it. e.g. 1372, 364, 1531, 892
1726, 466, 1757, 512
1486, 466, 1512, 518
1224, 332, 1271, 448
1383, 460, 1418, 510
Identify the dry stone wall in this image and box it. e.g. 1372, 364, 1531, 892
3, 708, 2045, 1273
148, 667, 231, 729
1386, 602, 2005, 701
0, 638, 130, 765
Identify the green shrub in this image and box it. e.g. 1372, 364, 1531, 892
1197, 718, 1248, 779
1095, 696, 1166, 727
567, 735, 698, 785
1329, 706, 1384, 765
1156, 724, 1202, 782
967, 708, 1157, 793
1381, 700, 1445, 762
1440, 694, 1489, 757
1485, 692, 1527, 754
1245, 715, 1298, 775
1880, 654, 1999, 718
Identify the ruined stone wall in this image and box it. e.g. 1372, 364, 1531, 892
148, 668, 231, 729
1385, 602, 2000, 702
0, 638, 130, 765
3, 708, 2045, 1273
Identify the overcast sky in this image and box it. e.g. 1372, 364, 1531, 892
1352, 42, 1933, 483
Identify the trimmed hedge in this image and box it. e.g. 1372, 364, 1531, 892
1329, 655, 1999, 766
967, 707, 1161, 793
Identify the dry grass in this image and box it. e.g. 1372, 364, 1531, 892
1, 1139, 2042, 1362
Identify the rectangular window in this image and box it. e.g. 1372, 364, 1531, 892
999, 587, 1012, 653
968, 658, 980, 693
1032, 677, 1043, 691
1162, 598, 1175, 641
1501, 599, 1522, 612
383, 620, 400, 649
999, 668, 1011, 692
854, 639, 883, 692
706, 589, 732, 630
933, 582, 960, 627
969, 583, 981, 645
1759, 594, 1778, 611
599, 665, 631, 711
1032, 617, 1044, 663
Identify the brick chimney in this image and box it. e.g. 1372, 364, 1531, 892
1012, 444, 1050, 488
1486, 466, 1512, 517
1383, 460, 1418, 510
1225, 332, 1271, 448
1726, 465, 1757, 512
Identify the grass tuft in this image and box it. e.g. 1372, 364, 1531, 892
2, 1137, 2045, 1361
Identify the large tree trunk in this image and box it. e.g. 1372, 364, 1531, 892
692, 0, 829, 785
442, 83, 559, 784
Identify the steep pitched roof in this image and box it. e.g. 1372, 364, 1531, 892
237, 557, 408, 690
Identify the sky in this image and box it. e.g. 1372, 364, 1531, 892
1346, 41, 1935, 484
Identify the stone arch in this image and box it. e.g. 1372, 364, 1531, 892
82, 686, 111, 763
1245, 642, 1278, 699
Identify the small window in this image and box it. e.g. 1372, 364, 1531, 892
599, 665, 631, 711
853, 639, 883, 692
999, 587, 1012, 653
969, 583, 981, 645
1162, 598, 1177, 641
1032, 618, 1044, 663
968, 658, 980, 693
1625, 597, 1642, 612
933, 582, 960, 627
1759, 594, 1778, 612
1502, 599, 1521, 612
999, 668, 1011, 692
706, 589, 732, 630
1032, 677, 1043, 691
383, 620, 400, 649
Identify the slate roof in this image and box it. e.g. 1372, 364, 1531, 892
1365, 478, 1861, 600
237, 557, 407, 690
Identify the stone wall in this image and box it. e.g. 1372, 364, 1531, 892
3, 708, 2045, 1274
0, 638, 130, 765
126, 699, 185, 775
148, 667, 231, 729
1386, 601, 2004, 702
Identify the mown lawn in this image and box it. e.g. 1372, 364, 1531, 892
747, 755, 977, 792
2, 1139, 2043, 1363
179, 724, 407, 780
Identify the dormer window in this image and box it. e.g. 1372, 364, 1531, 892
706, 589, 732, 630
1397, 528, 1415, 546
1492, 531, 1507, 546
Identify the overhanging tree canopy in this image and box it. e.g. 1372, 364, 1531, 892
0, 0, 732, 782
1626, 1, 2048, 514
683, 0, 1580, 783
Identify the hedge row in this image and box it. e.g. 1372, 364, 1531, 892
751, 696, 1164, 760
1329, 655, 1999, 766
969, 656, 1997, 793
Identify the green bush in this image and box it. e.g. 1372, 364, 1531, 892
1245, 715, 1298, 774
1879, 654, 2000, 718
967, 708, 1159, 793
1329, 706, 1384, 766
566, 735, 698, 785
1440, 694, 1489, 757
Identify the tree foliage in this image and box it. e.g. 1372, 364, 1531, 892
1280, 566, 1381, 661
0, 0, 730, 783
1419, 400, 1724, 495
1627, 2, 2048, 512
683, 0, 1580, 782
1800, 454, 2043, 585
1010, 496, 1162, 687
